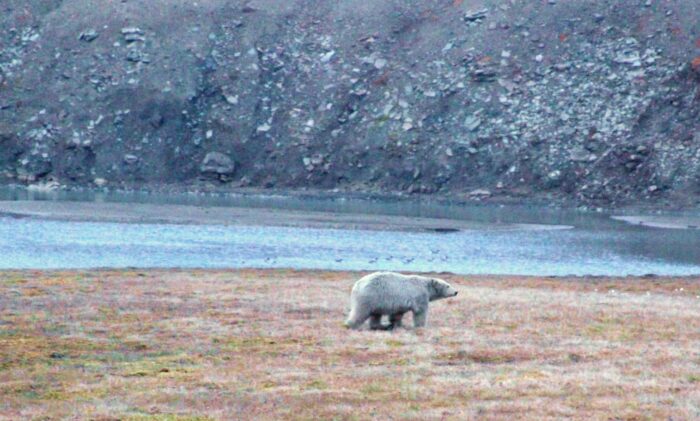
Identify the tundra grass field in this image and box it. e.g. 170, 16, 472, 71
1, 269, 700, 420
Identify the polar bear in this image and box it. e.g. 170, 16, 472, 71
344, 272, 458, 330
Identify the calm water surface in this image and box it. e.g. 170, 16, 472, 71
1, 188, 699, 276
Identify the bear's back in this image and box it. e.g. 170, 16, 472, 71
354, 272, 426, 295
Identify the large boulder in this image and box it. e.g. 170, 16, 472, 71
200, 152, 235, 177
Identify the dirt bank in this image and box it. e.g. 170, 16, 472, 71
2, 1, 700, 208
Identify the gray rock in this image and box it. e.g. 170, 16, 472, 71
546, 170, 563, 187
472, 68, 497, 82
469, 188, 491, 197
464, 116, 482, 132
374, 58, 388, 70
27, 180, 60, 192
201, 152, 235, 175
123, 154, 139, 164
463, 9, 488, 22
320, 51, 335, 63
124, 33, 146, 43
570, 149, 593, 162
614, 50, 642, 67
121, 27, 144, 35
126, 49, 144, 62
18, 158, 52, 181
122, 27, 145, 43
223, 93, 239, 105
79, 29, 99, 42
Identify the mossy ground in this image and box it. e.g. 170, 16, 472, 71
1, 269, 699, 420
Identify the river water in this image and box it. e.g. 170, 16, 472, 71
1, 188, 699, 276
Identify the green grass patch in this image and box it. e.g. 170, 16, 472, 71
361, 382, 385, 395
385, 339, 404, 348
305, 379, 328, 390
216, 335, 317, 352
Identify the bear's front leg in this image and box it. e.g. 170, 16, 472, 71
412, 310, 428, 328
412, 298, 429, 328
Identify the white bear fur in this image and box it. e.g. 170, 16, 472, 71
344, 272, 458, 330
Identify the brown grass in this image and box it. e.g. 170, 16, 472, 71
1, 269, 700, 420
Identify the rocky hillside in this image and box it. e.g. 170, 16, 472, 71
1, 0, 699, 207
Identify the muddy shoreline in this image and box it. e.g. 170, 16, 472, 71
4, 184, 700, 233
0, 199, 573, 232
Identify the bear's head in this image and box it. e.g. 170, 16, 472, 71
428, 277, 458, 301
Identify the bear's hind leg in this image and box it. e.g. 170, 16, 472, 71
369, 314, 389, 330
389, 312, 405, 330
